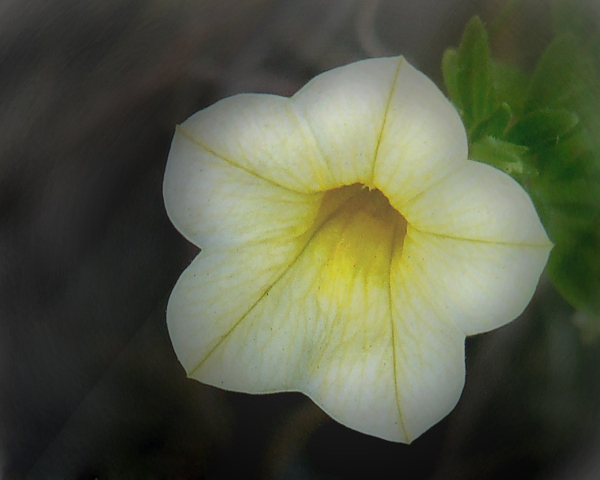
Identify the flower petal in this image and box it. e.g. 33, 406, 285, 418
169, 197, 409, 441
167, 244, 302, 377
292, 57, 401, 187
163, 128, 322, 249
388, 269, 466, 441
164, 139, 327, 372
164, 54, 552, 445
168, 182, 466, 443
176, 94, 328, 193
398, 227, 551, 335
400, 160, 553, 245
373, 59, 468, 206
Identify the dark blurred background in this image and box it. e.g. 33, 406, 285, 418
2, 0, 600, 478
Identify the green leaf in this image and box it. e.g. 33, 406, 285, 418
543, 178, 600, 218
491, 62, 531, 117
442, 48, 462, 111
525, 30, 600, 163
470, 102, 512, 143
534, 129, 600, 181
470, 136, 534, 177
547, 230, 600, 316
525, 34, 598, 114
530, 162, 600, 316
506, 109, 579, 148
456, 16, 497, 131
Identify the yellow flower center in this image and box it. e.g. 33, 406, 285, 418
311, 184, 408, 317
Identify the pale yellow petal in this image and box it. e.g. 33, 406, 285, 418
163, 128, 323, 249
388, 263, 466, 441
398, 228, 551, 336
292, 57, 401, 187
401, 160, 553, 245
167, 241, 308, 377
373, 59, 468, 206
304, 213, 466, 442
177, 94, 328, 193
173, 188, 398, 391
165, 134, 327, 373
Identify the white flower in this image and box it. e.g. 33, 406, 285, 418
163, 56, 552, 443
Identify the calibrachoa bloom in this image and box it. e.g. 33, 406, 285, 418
163, 56, 552, 443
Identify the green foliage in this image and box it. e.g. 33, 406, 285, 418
443, 16, 496, 133
470, 136, 533, 177
470, 102, 512, 142
442, 49, 461, 111
491, 63, 530, 117
506, 109, 579, 148
525, 34, 599, 114
443, 6, 600, 318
